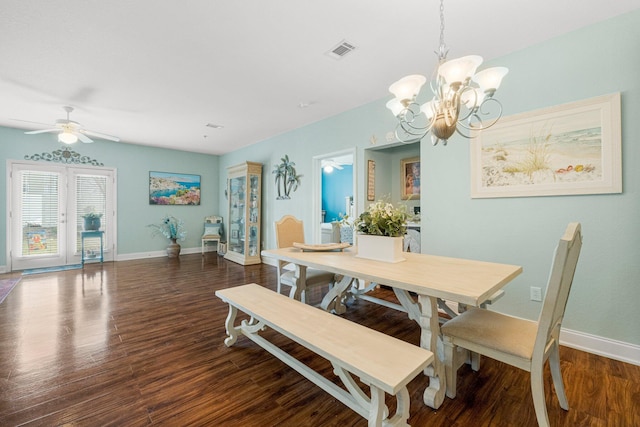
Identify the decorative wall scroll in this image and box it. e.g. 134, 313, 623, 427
24, 147, 104, 166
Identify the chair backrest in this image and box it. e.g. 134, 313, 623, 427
275, 215, 305, 248
534, 222, 582, 360
203, 215, 223, 237
205, 215, 223, 224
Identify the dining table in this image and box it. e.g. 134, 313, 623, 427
261, 246, 523, 409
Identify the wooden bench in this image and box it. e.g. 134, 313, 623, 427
216, 283, 434, 427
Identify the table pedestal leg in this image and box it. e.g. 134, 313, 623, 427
418, 294, 446, 409
320, 275, 354, 314
394, 288, 446, 409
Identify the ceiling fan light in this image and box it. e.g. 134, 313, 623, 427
323, 165, 334, 173
389, 74, 427, 104
438, 55, 483, 86
58, 131, 78, 144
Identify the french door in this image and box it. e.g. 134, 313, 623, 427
9, 161, 116, 271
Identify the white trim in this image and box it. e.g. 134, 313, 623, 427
560, 327, 640, 366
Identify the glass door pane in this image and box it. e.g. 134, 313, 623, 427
228, 176, 246, 254
11, 164, 67, 270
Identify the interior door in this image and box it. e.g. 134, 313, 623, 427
9, 162, 115, 271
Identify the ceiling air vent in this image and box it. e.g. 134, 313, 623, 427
325, 40, 356, 60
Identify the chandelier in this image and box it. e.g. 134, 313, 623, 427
386, 0, 508, 146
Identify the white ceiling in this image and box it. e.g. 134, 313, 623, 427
2, 1, 639, 155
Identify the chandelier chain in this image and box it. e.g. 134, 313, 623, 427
437, 0, 448, 60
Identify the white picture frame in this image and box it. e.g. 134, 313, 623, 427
470, 93, 621, 198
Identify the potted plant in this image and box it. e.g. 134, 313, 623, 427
147, 215, 187, 258
82, 212, 103, 231
354, 199, 408, 263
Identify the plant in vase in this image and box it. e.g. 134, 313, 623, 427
355, 199, 408, 262
82, 212, 103, 230
148, 215, 187, 258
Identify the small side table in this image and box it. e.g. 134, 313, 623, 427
81, 230, 104, 266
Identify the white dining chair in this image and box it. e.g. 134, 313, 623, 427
441, 222, 582, 427
274, 215, 336, 303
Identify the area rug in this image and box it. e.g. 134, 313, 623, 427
0, 278, 21, 304
22, 264, 82, 276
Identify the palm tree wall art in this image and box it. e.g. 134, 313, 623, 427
272, 154, 301, 199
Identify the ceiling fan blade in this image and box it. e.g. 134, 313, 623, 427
77, 132, 94, 143
82, 129, 120, 142
25, 128, 58, 135
12, 118, 55, 127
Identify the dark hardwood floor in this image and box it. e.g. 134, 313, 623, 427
1, 254, 638, 426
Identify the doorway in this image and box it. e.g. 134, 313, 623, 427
311, 148, 356, 243
8, 161, 116, 271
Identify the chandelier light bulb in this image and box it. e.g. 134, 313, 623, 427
389, 74, 427, 104
420, 100, 438, 120
437, 55, 483, 86
460, 88, 486, 109
386, 98, 405, 117
472, 67, 509, 94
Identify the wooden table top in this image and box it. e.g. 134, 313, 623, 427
262, 247, 522, 307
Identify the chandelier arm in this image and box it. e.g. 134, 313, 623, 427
395, 124, 427, 144
456, 98, 504, 132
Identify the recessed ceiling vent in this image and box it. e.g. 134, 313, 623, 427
325, 40, 356, 60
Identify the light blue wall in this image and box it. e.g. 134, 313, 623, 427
220, 10, 640, 346
0, 127, 220, 260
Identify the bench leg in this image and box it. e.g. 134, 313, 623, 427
334, 363, 410, 427
369, 386, 385, 427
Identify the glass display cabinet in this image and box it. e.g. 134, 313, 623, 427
224, 161, 262, 265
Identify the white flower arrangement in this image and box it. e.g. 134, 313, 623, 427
355, 200, 408, 238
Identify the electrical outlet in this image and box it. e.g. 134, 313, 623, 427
530, 286, 543, 302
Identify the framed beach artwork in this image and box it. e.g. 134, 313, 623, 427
401, 157, 420, 200
470, 93, 621, 198
149, 171, 201, 205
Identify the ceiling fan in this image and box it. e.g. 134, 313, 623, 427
321, 158, 350, 173
21, 106, 120, 144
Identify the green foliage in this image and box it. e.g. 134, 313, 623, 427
355, 200, 408, 237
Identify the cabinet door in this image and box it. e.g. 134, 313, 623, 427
247, 174, 260, 257
228, 175, 246, 255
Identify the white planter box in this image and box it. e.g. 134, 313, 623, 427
355, 234, 406, 263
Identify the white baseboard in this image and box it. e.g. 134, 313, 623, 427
560, 328, 640, 366
115, 246, 202, 261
